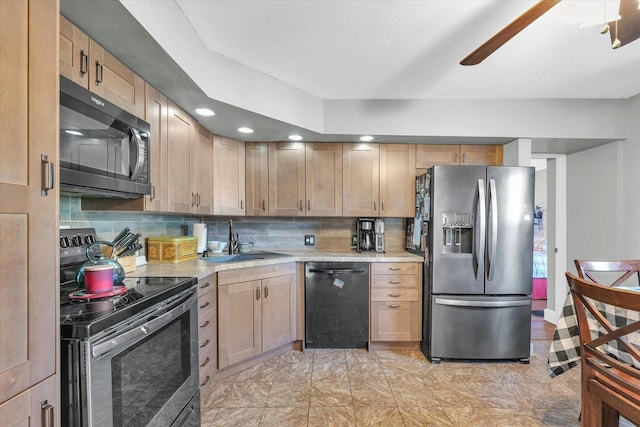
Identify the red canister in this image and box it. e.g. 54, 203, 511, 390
84, 264, 114, 294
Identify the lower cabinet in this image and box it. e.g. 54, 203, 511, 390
217, 263, 296, 369
370, 262, 422, 342
197, 274, 217, 397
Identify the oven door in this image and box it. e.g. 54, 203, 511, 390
82, 288, 199, 427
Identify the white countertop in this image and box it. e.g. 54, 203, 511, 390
130, 250, 424, 281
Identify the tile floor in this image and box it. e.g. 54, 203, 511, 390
200, 341, 581, 426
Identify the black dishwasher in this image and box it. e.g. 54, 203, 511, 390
305, 262, 369, 348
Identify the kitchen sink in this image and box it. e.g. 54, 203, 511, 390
202, 251, 292, 264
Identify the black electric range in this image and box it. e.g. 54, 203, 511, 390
59, 228, 197, 338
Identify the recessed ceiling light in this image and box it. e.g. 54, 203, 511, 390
195, 108, 215, 117
64, 130, 83, 136
288, 134, 303, 141
360, 135, 374, 142
238, 127, 254, 134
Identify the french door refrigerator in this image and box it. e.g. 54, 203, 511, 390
422, 165, 534, 363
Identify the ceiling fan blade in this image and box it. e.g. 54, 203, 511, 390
609, 0, 640, 47
461, 0, 561, 66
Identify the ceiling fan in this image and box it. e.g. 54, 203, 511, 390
460, 0, 640, 66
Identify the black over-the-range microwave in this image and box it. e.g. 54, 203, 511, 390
59, 76, 152, 199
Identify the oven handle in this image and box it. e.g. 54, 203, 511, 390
91, 291, 196, 358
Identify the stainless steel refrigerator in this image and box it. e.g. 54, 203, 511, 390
420, 165, 534, 363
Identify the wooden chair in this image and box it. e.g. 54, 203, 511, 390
567, 272, 640, 426
575, 260, 640, 287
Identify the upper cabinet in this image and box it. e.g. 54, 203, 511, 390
193, 122, 214, 215
343, 143, 415, 217
1, 0, 59, 423
59, 15, 145, 118
416, 144, 503, 170
245, 142, 270, 216
262, 142, 343, 217
143, 83, 168, 212
167, 101, 195, 213
213, 136, 245, 216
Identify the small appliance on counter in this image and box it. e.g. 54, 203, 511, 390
356, 218, 385, 253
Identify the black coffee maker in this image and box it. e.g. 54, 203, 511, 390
356, 218, 384, 252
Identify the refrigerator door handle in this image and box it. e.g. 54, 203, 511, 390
487, 178, 498, 281
475, 179, 486, 281
434, 298, 529, 308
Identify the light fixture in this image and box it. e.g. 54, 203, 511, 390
195, 108, 215, 117
238, 127, 254, 134
288, 134, 303, 141
64, 130, 83, 136
359, 135, 374, 142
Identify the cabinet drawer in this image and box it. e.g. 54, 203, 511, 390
371, 262, 421, 275
371, 274, 420, 289
371, 288, 419, 302
199, 339, 216, 372
197, 275, 216, 297
371, 301, 420, 341
198, 311, 216, 341
199, 363, 215, 392
198, 290, 216, 314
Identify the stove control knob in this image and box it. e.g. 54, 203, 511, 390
60, 236, 70, 249
84, 235, 95, 245
71, 236, 83, 247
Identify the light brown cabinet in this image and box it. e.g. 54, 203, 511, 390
256, 142, 343, 217
343, 143, 415, 217
143, 83, 168, 212
193, 123, 214, 215
59, 15, 145, 118
416, 144, 503, 169
0, 0, 59, 423
370, 263, 422, 342
213, 136, 245, 215
59, 15, 145, 117
217, 264, 296, 369
245, 142, 270, 216
197, 274, 217, 397
167, 102, 194, 213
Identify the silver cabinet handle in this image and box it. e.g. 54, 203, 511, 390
388, 304, 401, 309
240, 200, 244, 209
262, 199, 266, 211
299, 200, 303, 211
307, 200, 311, 211
199, 301, 210, 309
80, 49, 88, 75
454, 152, 459, 163
200, 282, 211, 290
150, 185, 156, 201
388, 267, 400, 271
95, 60, 103, 85
200, 357, 210, 368
463, 152, 467, 163
388, 293, 401, 297
264, 285, 269, 299
41, 400, 54, 427
381, 201, 385, 211
200, 339, 210, 348
388, 280, 401, 284
256, 287, 261, 300
41, 154, 54, 196
201, 375, 210, 387
200, 320, 210, 328
373, 201, 377, 211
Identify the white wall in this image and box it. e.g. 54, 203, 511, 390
566, 94, 640, 266
535, 169, 547, 209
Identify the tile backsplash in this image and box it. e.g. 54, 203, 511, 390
60, 196, 407, 252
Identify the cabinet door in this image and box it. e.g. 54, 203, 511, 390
213, 136, 246, 215
0, 0, 59, 414
193, 122, 213, 214
217, 280, 262, 369
245, 142, 269, 216
371, 301, 420, 341
261, 275, 295, 352
415, 144, 460, 169
305, 143, 343, 216
88, 40, 145, 118
0, 375, 58, 427
167, 102, 193, 213
144, 83, 168, 212
268, 142, 306, 216
59, 15, 89, 87
379, 144, 415, 217
460, 145, 503, 166
343, 143, 380, 217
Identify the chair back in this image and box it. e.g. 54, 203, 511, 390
574, 259, 640, 287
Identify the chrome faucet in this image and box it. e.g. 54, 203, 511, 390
228, 219, 239, 254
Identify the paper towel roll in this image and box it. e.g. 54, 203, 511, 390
193, 223, 208, 253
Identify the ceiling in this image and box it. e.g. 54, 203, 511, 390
61, 0, 640, 154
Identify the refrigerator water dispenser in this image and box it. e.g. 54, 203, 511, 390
442, 212, 473, 254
